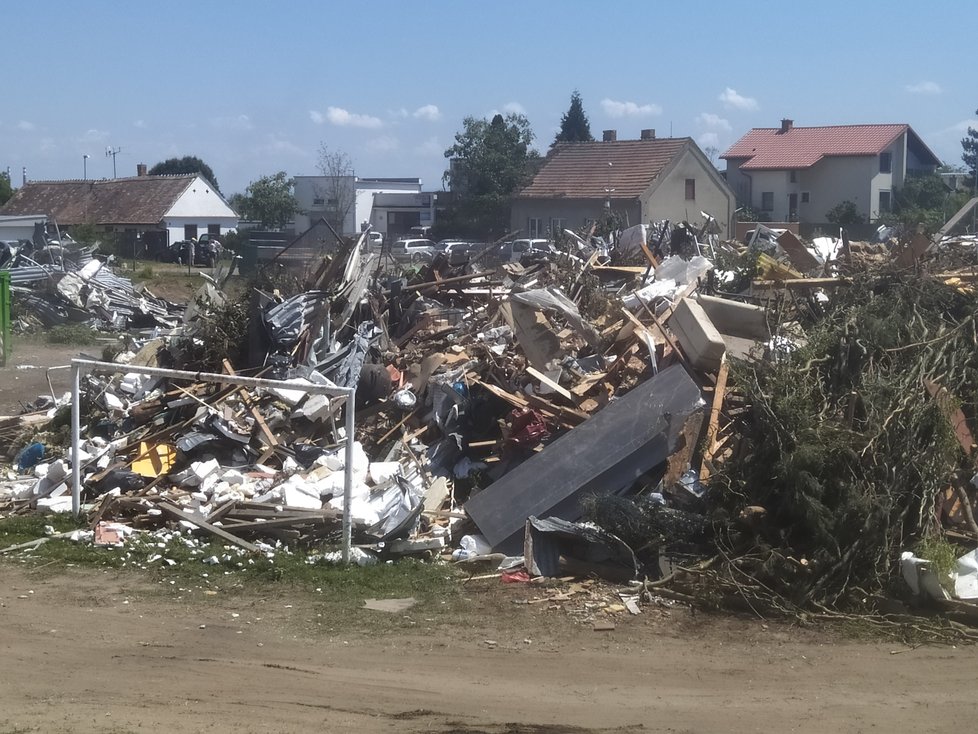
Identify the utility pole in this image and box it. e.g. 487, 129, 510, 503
83, 154, 89, 180
105, 146, 121, 178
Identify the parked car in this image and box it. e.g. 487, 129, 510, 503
435, 239, 478, 266
159, 239, 220, 267
492, 238, 552, 264
390, 238, 437, 263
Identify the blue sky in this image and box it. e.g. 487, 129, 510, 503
3, 0, 976, 195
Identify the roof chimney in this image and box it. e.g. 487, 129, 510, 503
780, 119, 794, 133
602, 129, 617, 142
136, 163, 147, 177
640, 128, 656, 140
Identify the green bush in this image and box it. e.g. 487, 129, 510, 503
45, 324, 99, 345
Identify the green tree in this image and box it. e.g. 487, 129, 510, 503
825, 200, 865, 229
236, 172, 299, 229
892, 173, 969, 234
962, 110, 978, 187
149, 156, 221, 192
553, 90, 594, 145
442, 113, 539, 237
0, 171, 12, 206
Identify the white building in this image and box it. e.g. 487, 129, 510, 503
294, 176, 436, 240
0, 166, 238, 254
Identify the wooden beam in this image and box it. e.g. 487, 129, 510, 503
158, 501, 260, 553
525, 365, 574, 402
699, 356, 729, 482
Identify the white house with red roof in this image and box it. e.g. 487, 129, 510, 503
721, 119, 941, 224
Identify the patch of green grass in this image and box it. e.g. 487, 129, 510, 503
44, 324, 100, 346
0, 515, 465, 631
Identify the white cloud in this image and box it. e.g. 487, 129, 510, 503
415, 136, 442, 156
309, 110, 325, 124
324, 106, 382, 129
254, 135, 305, 158
905, 81, 942, 95
718, 87, 758, 111
211, 114, 252, 131
39, 138, 57, 154
502, 101, 526, 115
81, 128, 109, 142
413, 104, 441, 122
600, 98, 662, 118
17, 120, 35, 131
937, 119, 978, 135
695, 113, 731, 132
697, 132, 720, 148
366, 135, 399, 153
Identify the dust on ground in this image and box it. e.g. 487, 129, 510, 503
0, 339, 87, 415
0, 563, 972, 734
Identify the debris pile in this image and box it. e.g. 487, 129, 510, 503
5, 204, 978, 633
1, 237, 184, 332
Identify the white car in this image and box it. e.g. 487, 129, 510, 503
390, 238, 437, 263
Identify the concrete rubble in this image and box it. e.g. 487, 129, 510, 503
5, 206, 978, 632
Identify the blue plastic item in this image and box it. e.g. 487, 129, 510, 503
15, 442, 45, 472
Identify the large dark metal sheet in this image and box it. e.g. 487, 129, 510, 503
465, 364, 703, 554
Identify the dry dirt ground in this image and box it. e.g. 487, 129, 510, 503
0, 340, 87, 415
0, 564, 974, 734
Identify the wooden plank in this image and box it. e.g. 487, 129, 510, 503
752, 277, 851, 289
158, 501, 261, 553
525, 365, 574, 402
699, 356, 729, 482
223, 359, 278, 448
776, 230, 820, 272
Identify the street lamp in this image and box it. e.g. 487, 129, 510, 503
83, 154, 89, 180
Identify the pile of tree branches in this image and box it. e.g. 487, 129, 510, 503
704, 271, 978, 613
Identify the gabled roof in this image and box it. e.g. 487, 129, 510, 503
0, 175, 204, 225
517, 138, 690, 199
721, 124, 941, 170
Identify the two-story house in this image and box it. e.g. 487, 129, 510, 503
722, 120, 941, 224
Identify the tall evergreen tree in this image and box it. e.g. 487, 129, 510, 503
963, 110, 978, 187
553, 90, 594, 145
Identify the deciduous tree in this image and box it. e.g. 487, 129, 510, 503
237, 172, 299, 229
315, 145, 356, 233
148, 156, 221, 192
442, 113, 539, 237
962, 110, 978, 187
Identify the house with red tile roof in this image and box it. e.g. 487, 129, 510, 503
512, 129, 735, 238
721, 120, 941, 224
0, 166, 238, 253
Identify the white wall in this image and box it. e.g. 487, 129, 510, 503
162, 175, 238, 243
804, 156, 876, 221
641, 148, 734, 236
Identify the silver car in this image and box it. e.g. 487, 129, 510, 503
390, 238, 437, 263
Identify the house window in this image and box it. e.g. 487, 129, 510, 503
761, 192, 774, 212
312, 197, 325, 207
801, 192, 810, 204
550, 217, 566, 236
879, 152, 892, 174
789, 171, 797, 183
879, 190, 891, 214
685, 178, 696, 200
184, 224, 198, 240
208, 224, 221, 236
527, 217, 543, 238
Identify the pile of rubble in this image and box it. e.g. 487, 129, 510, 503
1, 235, 183, 333
5, 202, 978, 630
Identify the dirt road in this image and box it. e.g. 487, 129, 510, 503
0, 565, 972, 733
